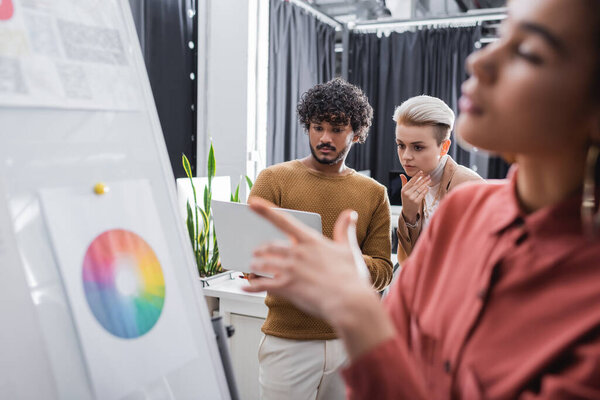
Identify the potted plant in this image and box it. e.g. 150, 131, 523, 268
182, 142, 252, 286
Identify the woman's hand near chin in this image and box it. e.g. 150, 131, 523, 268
400, 171, 430, 224
243, 197, 396, 360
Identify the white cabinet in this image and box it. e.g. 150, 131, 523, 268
229, 314, 264, 400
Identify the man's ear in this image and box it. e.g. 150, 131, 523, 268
440, 139, 451, 156
352, 134, 360, 143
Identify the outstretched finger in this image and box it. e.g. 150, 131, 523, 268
402, 171, 426, 190
249, 255, 292, 276
415, 189, 428, 202
333, 210, 359, 245
254, 240, 293, 258
333, 210, 370, 280
400, 174, 408, 187
249, 197, 320, 244
418, 178, 431, 191
243, 275, 282, 293
415, 178, 431, 198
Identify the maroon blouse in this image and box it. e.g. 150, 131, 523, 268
343, 171, 600, 399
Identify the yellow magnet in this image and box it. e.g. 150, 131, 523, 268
94, 183, 109, 195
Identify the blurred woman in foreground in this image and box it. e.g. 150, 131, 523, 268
246, 0, 600, 398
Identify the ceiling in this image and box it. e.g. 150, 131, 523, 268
306, 0, 506, 22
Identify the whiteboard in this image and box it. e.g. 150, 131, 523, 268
0, 0, 231, 399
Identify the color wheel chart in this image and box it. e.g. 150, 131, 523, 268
82, 229, 165, 339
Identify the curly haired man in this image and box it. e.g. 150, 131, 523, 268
249, 78, 393, 400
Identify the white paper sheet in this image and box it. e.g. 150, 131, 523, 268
0, 180, 13, 268
0, 177, 58, 399
0, 0, 141, 110
40, 180, 198, 400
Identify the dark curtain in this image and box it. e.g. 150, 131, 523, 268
347, 26, 507, 187
488, 157, 511, 180
267, 0, 336, 165
128, 0, 196, 178
345, 33, 381, 173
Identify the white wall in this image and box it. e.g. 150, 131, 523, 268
386, 0, 463, 18
197, 0, 269, 199
247, 0, 270, 184
386, 0, 414, 18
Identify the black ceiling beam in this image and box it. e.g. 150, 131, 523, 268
454, 0, 469, 12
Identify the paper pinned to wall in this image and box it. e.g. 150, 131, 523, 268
40, 180, 198, 400
0, 177, 57, 399
0, 180, 12, 265
0, 0, 141, 110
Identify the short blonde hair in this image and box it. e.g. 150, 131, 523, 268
392, 95, 455, 145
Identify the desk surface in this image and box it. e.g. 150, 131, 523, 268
202, 274, 267, 304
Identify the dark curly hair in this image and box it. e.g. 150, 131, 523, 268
297, 78, 373, 143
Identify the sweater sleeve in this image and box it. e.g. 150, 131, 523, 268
361, 186, 393, 291
248, 168, 280, 206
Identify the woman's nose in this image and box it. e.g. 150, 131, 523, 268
466, 41, 499, 85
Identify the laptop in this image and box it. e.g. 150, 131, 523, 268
211, 200, 322, 274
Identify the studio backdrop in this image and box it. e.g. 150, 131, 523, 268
267, 0, 337, 166
345, 25, 509, 187
128, 0, 197, 178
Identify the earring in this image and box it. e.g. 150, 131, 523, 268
581, 144, 600, 237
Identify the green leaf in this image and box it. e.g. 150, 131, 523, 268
205, 227, 220, 275
182, 153, 199, 268
209, 245, 220, 274
198, 231, 207, 250
199, 253, 208, 276
203, 185, 209, 214
206, 195, 212, 219
186, 201, 195, 253
182, 154, 193, 179
198, 206, 210, 234
245, 175, 253, 190
207, 141, 215, 191
231, 184, 240, 203
212, 260, 220, 275
198, 248, 206, 276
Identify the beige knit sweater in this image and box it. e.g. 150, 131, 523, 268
249, 160, 393, 340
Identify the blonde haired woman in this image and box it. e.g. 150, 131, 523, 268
394, 95, 482, 262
